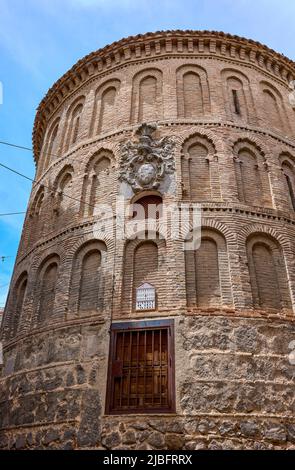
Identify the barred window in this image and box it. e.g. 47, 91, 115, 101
106, 320, 175, 414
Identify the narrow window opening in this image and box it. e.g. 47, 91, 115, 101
232, 89, 241, 115
72, 116, 80, 144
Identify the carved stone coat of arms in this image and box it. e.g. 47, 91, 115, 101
119, 123, 175, 193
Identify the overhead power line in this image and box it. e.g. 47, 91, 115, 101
0, 140, 60, 161
0, 139, 102, 212
0, 161, 98, 212
0, 138, 132, 216
0, 212, 26, 217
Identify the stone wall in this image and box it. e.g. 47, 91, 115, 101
1, 316, 294, 449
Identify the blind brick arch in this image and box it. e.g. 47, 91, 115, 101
221, 69, 256, 124
40, 117, 60, 174
133, 242, 158, 303
246, 233, 292, 311
79, 250, 102, 311
34, 255, 60, 324
235, 149, 261, 205
233, 141, 272, 208
280, 155, 295, 211
260, 82, 288, 134
68, 240, 107, 315
62, 96, 85, 152
52, 165, 74, 223
185, 228, 233, 308
80, 149, 114, 217
25, 186, 45, 248
181, 134, 220, 201
122, 237, 166, 314
4, 272, 28, 339
176, 65, 211, 119
90, 79, 121, 136
131, 68, 163, 124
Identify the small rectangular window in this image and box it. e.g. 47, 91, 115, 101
106, 319, 175, 414
232, 89, 241, 115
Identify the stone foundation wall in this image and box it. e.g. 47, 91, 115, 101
1, 315, 294, 450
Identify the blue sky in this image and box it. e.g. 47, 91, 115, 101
0, 0, 295, 307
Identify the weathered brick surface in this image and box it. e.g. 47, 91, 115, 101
1, 30, 295, 449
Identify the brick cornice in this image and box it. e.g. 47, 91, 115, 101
32, 30, 295, 164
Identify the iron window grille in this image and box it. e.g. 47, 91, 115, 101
106, 319, 175, 414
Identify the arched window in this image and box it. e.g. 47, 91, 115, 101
188, 143, 210, 200
196, 238, 221, 307
246, 234, 291, 311
38, 259, 59, 323
79, 249, 102, 311
47, 124, 59, 161
181, 134, 219, 201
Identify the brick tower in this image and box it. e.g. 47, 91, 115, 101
1, 31, 295, 450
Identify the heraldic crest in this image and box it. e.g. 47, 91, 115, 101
119, 123, 175, 193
